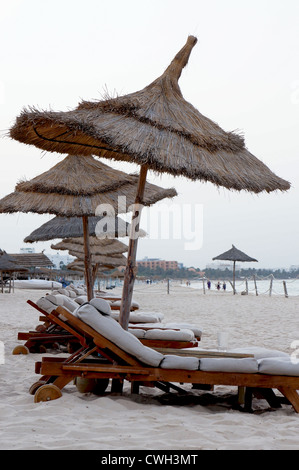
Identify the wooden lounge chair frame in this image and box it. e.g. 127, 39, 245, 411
32, 306, 299, 413
15, 300, 198, 354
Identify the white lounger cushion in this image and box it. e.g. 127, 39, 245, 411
75, 303, 163, 367
144, 328, 195, 342
160, 355, 200, 370
46, 294, 78, 313
111, 312, 163, 324
36, 296, 58, 314
74, 295, 88, 305
65, 289, 77, 298
165, 323, 202, 338
74, 288, 86, 295
199, 357, 259, 373
111, 300, 140, 309
128, 328, 146, 339
258, 357, 299, 376
132, 322, 201, 338
90, 298, 111, 316
127, 312, 163, 323
57, 288, 70, 296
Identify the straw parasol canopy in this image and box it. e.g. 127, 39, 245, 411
51, 237, 128, 256
10, 37, 289, 194
51, 239, 127, 268
0, 251, 28, 273
0, 154, 174, 300
8, 35, 290, 328
66, 259, 117, 282
0, 250, 28, 293
72, 253, 126, 284
70, 252, 126, 267
111, 270, 125, 279
0, 154, 176, 217
212, 244, 258, 294
24, 216, 146, 243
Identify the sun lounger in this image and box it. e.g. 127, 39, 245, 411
31, 303, 299, 413
14, 296, 199, 353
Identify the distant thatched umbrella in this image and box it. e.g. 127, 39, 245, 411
0, 154, 175, 300
66, 259, 115, 282
212, 244, 258, 294
0, 251, 28, 293
73, 252, 126, 268
24, 215, 146, 243
51, 240, 127, 264
51, 237, 128, 256
111, 270, 125, 279
52, 238, 127, 283
9, 36, 290, 328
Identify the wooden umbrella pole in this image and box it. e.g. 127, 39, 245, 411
120, 165, 148, 330
233, 261, 236, 295
82, 215, 94, 301
92, 263, 99, 290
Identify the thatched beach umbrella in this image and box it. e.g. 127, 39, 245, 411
0, 154, 176, 300
0, 155, 176, 217
9, 36, 290, 328
24, 215, 146, 243
213, 244, 258, 294
51, 237, 128, 256
0, 251, 28, 293
52, 238, 127, 284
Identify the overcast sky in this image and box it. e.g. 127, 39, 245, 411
0, 0, 298, 269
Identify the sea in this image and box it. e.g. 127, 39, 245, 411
189, 278, 299, 297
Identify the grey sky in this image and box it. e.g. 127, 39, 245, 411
0, 0, 298, 269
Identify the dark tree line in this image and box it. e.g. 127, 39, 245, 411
137, 265, 299, 280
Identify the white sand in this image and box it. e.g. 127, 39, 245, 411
0, 283, 299, 450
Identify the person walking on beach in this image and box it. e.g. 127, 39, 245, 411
222, 281, 226, 291
207, 280, 211, 290
217, 281, 221, 291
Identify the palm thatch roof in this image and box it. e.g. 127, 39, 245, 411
9, 36, 290, 193
0, 155, 177, 217
66, 260, 86, 272
9, 252, 54, 268
0, 251, 28, 272
24, 216, 146, 243
53, 238, 127, 266
71, 252, 127, 267
213, 244, 257, 295
66, 259, 120, 272
212, 245, 258, 263
111, 270, 125, 278
51, 238, 128, 255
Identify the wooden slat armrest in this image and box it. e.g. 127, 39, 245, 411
62, 364, 150, 375
153, 348, 255, 358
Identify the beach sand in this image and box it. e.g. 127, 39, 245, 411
0, 283, 299, 450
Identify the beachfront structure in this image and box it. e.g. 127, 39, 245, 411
9, 252, 53, 272
137, 258, 179, 271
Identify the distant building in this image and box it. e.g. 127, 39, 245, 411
46, 253, 75, 270
137, 258, 180, 271
206, 262, 240, 271
20, 247, 35, 254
